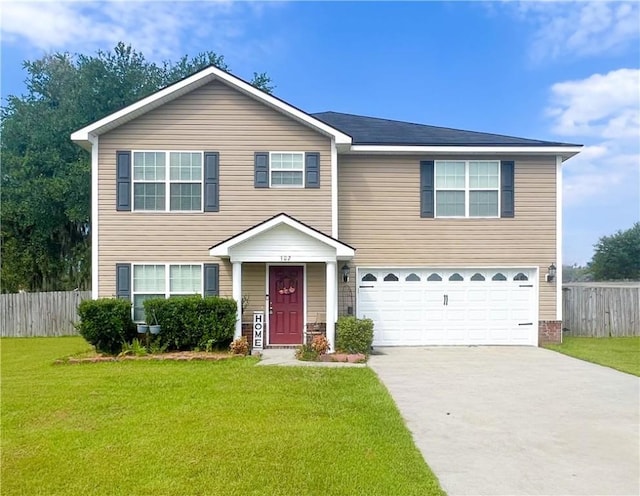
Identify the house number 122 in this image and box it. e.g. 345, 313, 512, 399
280, 255, 291, 261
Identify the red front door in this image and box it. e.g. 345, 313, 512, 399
269, 266, 303, 344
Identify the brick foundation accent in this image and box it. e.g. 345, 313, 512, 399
305, 322, 327, 345
539, 320, 562, 345
241, 322, 253, 349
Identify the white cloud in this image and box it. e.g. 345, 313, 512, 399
0, 0, 278, 63
513, 1, 640, 60
548, 69, 640, 210
547, 68, 640, 138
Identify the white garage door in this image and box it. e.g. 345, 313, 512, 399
357, 268, 538, 346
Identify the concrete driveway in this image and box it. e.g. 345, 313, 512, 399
369, 347, 640, 496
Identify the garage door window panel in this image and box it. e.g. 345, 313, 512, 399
384, 273, 399, 282
492, 273, 507, 281
427, 273, 442, 281
449, 273, 464, 281
405, 273, 421, 281
362, 273, 377, 282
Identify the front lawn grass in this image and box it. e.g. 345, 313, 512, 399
544, 336, 640, 376
1, 337, 443, 495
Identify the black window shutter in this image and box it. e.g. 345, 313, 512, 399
305, 152, 320, 188
203, 152, 219, 212
115, 263, 131, 299
116, 151, 131, 211
254, 152, 269, 188
501, 160, 515, 218
203, 264, 219, 296
420, 160, 435, 218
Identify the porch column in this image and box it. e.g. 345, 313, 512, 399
232, 262, 242, 340
326, 261, 337, 351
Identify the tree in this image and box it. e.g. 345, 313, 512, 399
1, 43, 274, 293
588, 223, 640, 281
562, 264, 592, 283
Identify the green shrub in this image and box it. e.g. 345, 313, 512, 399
143, 295, 237, 351
76, 298, 136, 354
336, 316, 374, 354
295, 344, 319, 361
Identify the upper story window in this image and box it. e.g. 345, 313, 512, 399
254, 151, 320, 189
270, 152, 304, 187
435, 160, 500, 218
132, 151, 203, 211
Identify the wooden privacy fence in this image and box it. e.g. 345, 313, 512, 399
0, 291, 91, 337
562, 284, 640, 337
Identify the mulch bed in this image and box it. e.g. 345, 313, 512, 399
318, 353, 367, 363
54, 352, 244, 365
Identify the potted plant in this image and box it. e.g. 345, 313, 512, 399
137, 323, 149, 334
149, 310, 161, 335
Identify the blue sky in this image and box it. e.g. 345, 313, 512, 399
1, 0, 639, 265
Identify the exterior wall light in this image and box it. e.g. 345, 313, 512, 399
341, 264, 350, 283
546, 263, 557, 282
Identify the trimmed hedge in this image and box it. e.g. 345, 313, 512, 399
336, 316, 374, 354
76, 298, 136, 354
143, 295, 237, 350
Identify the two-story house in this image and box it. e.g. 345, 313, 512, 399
71, 66, 581, 350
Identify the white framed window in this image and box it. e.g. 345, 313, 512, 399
269, 152, 304, 187
133, 151, 203, 211
435, 160, 500, 217
132, 263, 203, 322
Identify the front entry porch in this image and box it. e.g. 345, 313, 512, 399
209, 214, 355, 350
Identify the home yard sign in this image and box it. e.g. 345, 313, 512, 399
253, 311, 264, 350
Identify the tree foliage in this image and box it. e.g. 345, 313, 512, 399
562, 264, 592, 283
1, 43, 273, 293
588, 223, 640, 281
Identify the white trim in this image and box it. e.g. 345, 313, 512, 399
71, 66, 352, 150
331, 139, 338, 238
326, 261, 337, 351
90, 135, 99, 299
209, 214, 355, 259
347, 145, 582, 159
232, 262, 242, 339
265, 263, 307, 346
556, 155, 563, 334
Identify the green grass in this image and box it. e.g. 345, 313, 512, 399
545, 336, 640, 376
1, 337, 443, 496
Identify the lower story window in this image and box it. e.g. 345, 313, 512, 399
132, 264, 202, 322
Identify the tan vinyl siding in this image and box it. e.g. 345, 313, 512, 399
306, 263, 326, 324
240, 263, 265, 323
98, 80, 332, 298
338, 154, 558, 319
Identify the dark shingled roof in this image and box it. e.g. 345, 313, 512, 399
311, 111, 578, 147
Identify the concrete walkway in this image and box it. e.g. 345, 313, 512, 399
369, 347, 640, 496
